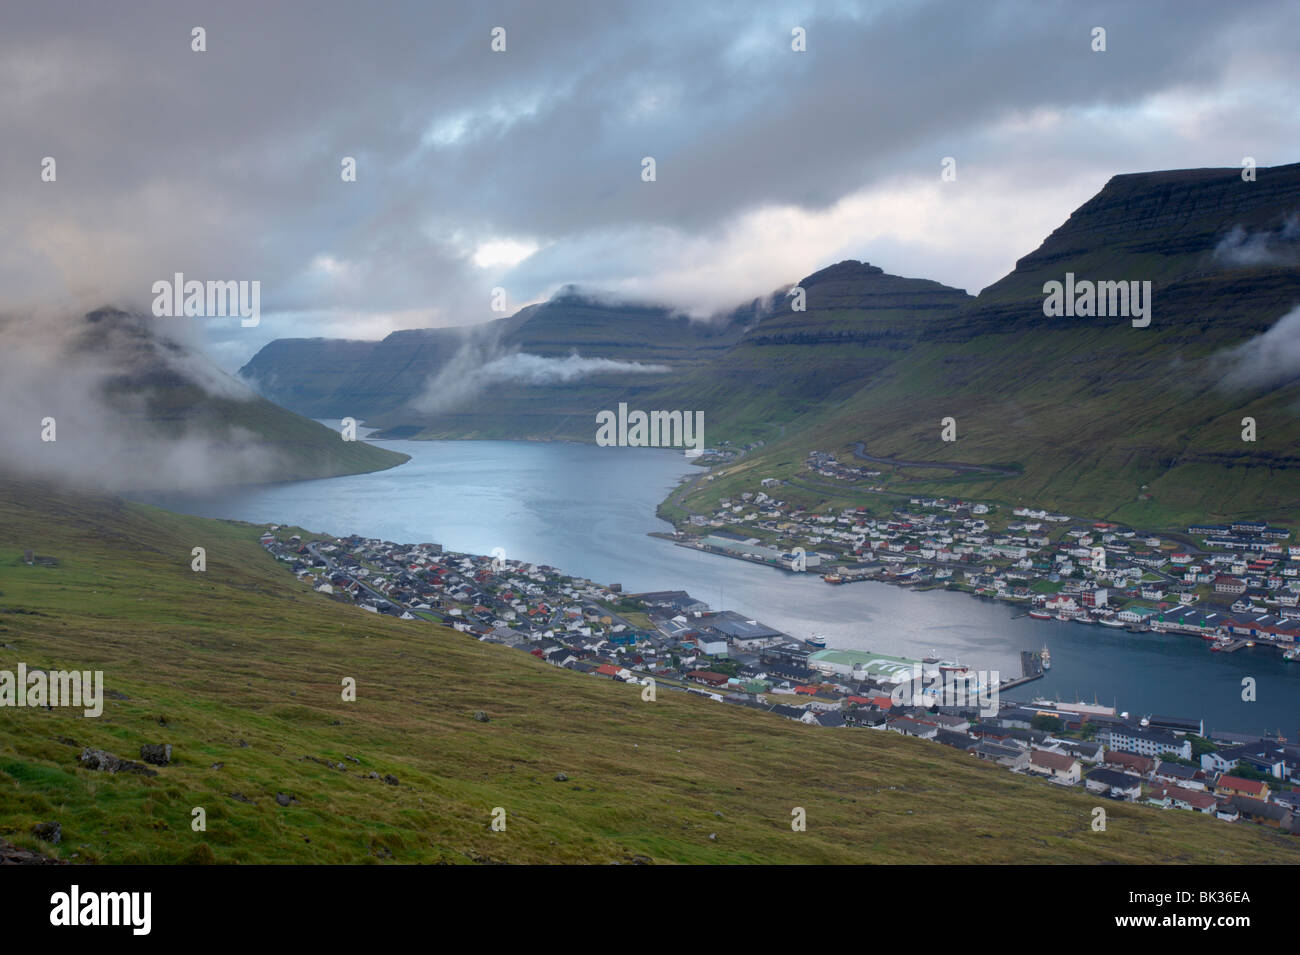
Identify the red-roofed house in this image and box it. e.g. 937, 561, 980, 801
1217, 775, 1270, 800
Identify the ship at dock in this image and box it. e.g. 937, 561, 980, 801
1040, 645, 1051, 670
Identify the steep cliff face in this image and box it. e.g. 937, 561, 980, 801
238, 317, 529, 419
237, 337, 380, 417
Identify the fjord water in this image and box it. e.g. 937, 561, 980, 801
132, 438, 1300, 737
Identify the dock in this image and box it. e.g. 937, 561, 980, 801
1000, 650, 1046, 690
1214, 638, 1251, 653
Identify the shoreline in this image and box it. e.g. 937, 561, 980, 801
652, 529, 1300, 665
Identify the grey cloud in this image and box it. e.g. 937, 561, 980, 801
0, 308, 288, 491
1215, 304, 1300, 391
1212, 215, 1300, 267
411, 343, 669, 414
3, 0, 1299, 370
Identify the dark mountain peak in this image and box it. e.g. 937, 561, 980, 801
70, 305, 186, 364
542, 284, 675, 317
83, 305, 136, 324
800, 260, 885, 287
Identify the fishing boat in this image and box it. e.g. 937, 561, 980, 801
1040, 645, 1052, 670
1099, 617, 1126, 628
821, 573, 844, 584
1028, 610, 1052, 620
806, 634, 828, 649
1284, 646, 1300, 662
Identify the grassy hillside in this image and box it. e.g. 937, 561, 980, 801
0, 481, 1295, 863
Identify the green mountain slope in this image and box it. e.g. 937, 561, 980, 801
0, 481, 1294, 864
635, 261, 974, 448
702, 164, 1300, 527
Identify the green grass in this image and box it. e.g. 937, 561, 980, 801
0, 480, 1296, 864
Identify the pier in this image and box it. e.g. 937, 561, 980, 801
1214, 638, 1252, 653
1000, 650, 1046, 690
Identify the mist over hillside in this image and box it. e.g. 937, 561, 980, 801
0, 307, 408, 491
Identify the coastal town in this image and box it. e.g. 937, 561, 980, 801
260, 522, 1300, 838
666, 449, 1300, 658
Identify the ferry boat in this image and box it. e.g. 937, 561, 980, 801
1028, 610, 1052, 620
806, 634, 828, 649
1040, 645, 1052, 670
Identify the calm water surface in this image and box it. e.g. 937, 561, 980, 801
130, 437, 1300, 736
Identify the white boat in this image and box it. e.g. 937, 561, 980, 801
1099, 618, 1126, 628
1040, 645, 1052, 670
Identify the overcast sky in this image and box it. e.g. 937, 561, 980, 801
4, 0, 1298, 370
